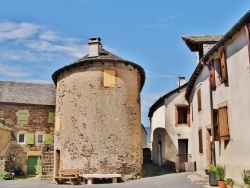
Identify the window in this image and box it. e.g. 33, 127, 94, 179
55, 115, 61, 132
17, 110, 29, 125
208, 60, 216, 90
18, 133, 25, 144
197, 89, 202, 111
220, 50, 228, 83
103, 69, 116, 87
198, 129, 203, 153
213, 107, 230, 141
175, 105, 190, 126
37, 134, 44, 144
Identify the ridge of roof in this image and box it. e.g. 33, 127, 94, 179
148, 83, 187, 118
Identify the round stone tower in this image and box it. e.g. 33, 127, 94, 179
52, 38, 145, 177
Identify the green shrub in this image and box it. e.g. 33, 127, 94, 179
215, 165, 226, 181
35, 157, 42, 176
0, 171, 11, 180
208, 164, 216, 173
242, 170, 250, 188
225, 178, 234, 185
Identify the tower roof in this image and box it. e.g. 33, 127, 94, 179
52, 39, 146, 91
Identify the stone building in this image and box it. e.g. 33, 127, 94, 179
52, 38, 145, 177
0, 81, 55, 176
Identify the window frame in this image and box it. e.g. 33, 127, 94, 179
17, 133, 26, 144
175, 105, 190, 127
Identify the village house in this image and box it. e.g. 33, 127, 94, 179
0, 81, 56, 177
148, 77, 194, 172
184, 10, 250, 185
52, 37, 145, 179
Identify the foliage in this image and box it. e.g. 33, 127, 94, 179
208, 164, 216, 173
225, 178, 234, 185
242, 170, 250, 188
35, 157, 42, 176
215, 165, 226, 181
0, 171, 11, 180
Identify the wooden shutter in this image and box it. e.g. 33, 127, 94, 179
104, 70, 116, 87
18, 111, 28, 124
175, 107, 178, 126
208, 60, 216, 90
55, 115, 61, 132
197, 89, 202, 111
245, 24, 250, 64
25, 133, 34, 144
48, 112, 54, 123
44, 134, 53, 145
213, 109, 220, 141
187, 107, 190, 127
218, 107, 230, 140
198, 129, 203, 153
220, 50, 228, 83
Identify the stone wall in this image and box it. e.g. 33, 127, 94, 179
55, 61, 143, 176
0, 103, 55, 174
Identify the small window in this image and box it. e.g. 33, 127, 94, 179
175, 105, 190, 126
103, 69, 116, 87
37, 134, 44, 144
197, 89, 202, 111
18, 134, 25, 144
198, 129, 203, 153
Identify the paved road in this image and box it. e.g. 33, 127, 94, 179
0, 172, 205, 188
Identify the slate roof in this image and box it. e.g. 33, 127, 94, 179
185, 10, 250, 100
52, 45, 146, 91
182, 35, 223, 52
0, 81, 56, 106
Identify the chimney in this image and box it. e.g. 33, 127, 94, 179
178, 77, 186, 87
88, 37, 101, 57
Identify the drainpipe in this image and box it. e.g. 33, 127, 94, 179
206, 62, 216, 166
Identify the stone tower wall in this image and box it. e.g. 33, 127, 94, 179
54, 61, 142, 175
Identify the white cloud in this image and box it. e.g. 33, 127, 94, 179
141, 92, 164, 113
0, 62, 31, 77
0, 21, 40, 41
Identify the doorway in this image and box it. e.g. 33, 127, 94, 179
157, 140, 162, 166
178, 139, 188, 162
27, 156, 38, 175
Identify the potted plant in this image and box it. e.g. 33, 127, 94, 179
215, 165, 226, 188
208, 164, 218, 186
242, 170, 250, 188
225, 178, 234, 188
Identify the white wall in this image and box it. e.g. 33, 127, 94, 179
212, 29, 250, 183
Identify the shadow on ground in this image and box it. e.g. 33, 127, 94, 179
142, 164, 176, 177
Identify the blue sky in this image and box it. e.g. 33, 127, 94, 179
0, 1, 249, 127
